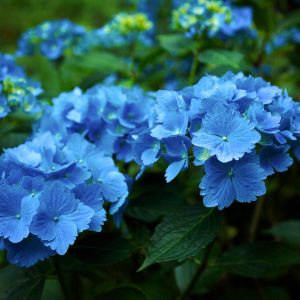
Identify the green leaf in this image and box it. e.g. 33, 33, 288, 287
174, 260, 198, 292
70, 234, 133, 265
158, 34, 197, 56
63, 51, 129, 74
41, 279, 64, 300
98, 286, 149, 300
213, 242, 300, 278
0, 132, 28, 150
0, 265, 45, 300
265, 220, 300, 246
126, 180, 186, 223
199, 49, 245, 69
139, 205, 221, 271
16, 55, 61, 97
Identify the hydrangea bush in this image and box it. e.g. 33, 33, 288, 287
0, 0, 300, 299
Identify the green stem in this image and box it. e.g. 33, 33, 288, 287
188, 50, 199, 85
249, 197, 265, 242
179, 244, 213, 300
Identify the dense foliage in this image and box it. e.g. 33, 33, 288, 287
1, 0, 300, 299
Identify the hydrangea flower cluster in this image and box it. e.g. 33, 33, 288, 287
36, 85, 154, 164
17, 20, 86, 60
266, 27, 300, 53
172, 0, 255, 38
76, 12, 153, 53
148, 72, 299, 209
0, 53, 42, 118
0, 71, 299, 267
0, 129, 128, 267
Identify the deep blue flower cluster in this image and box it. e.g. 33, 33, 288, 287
0, 53, 42, 118
36, 85, 154, 164
0, 70, 299, 267
17, 20, 86, 60
172, 0, 255, 38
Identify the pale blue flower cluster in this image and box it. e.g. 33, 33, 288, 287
0, 53, 42, 118
148, 72, 298, 208
172, 0, 255, 38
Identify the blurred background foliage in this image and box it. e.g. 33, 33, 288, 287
1, 0, 300, 299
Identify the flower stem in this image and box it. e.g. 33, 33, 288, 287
179, 243, 213, 300
188, 50, 199, 85
249, 197, 264, 242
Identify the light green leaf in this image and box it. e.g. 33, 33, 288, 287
63, 51, 129, 74
199, 49, 245, 69
139, 206, 221, 271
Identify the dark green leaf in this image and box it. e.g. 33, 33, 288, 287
139, 205, 221, 270
41, 279, 64, 300
0, 265, 45, 300
213, 242, 300, 278
98, 286, 149, 300
70, 234, 133, 265
265, 220, 300, 246
0, 132, 28, 149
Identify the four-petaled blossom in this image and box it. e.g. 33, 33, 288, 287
200, 153, 266, 209
192, 105, 261, 163
30, 182, 93, 255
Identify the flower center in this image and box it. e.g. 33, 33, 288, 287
228, 167, 234, 177
53, 216, 59, 222
16, 213, 21, 219
222, 136, 228, 141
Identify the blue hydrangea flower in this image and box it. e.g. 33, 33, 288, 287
260, 145, 293, 176
192, 105, 261, 162
73, 183, 106, 232
200, 152, 266, 209
30, 182, 93, 255
0, 184, 39, 243
4, 235, 54, 267
87, 154, 128, 208
163, 136, 191, 182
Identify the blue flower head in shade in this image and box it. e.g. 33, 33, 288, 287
30, 181, 93, 255
192, 105, 261, 163
75, 12, 153, 53
172, 0, 232, 37
17, 19, 87, 60
200, 152, 267, 209
0, 53, 42, 118
0, 52, 24, 80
